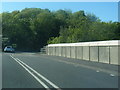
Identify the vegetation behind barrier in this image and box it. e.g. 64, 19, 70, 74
1, 8, 120, 51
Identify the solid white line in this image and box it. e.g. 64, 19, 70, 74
10, 55, 50, 90
16, 58, 61, 90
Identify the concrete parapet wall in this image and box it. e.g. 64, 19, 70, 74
90, 46, 98, 62
58, 47, 62, 56
76, 46, 83, 59
83, 46, 89, 61
46, 40, 119, 65
66, 47, 71, 58
99, 46, 109, 64
71, 46, 76, 59
110, 46, 119, 65
62, 47, 66, 57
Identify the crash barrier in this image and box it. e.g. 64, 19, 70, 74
46, 40, 120, 65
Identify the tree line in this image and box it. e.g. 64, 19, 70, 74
1, 8, 120, 51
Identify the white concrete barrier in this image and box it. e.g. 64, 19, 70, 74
46, 40, 119, 65
83, 46, 89, 61
58, 47, 62, 56
71, 46, 76, 59
110, 46, 119, 65
62, 47, 66, 57
76, 46, 83, 59
66, 46, 71, 58
90, 46, 98, 62
99, 46, 109, 64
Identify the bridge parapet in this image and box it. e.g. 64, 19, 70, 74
46, 40, 120, 65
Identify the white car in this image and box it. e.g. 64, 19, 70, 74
4, 46, 15, 52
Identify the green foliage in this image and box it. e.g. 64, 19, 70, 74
2, 8, 120, 51
49, 11, 120, 44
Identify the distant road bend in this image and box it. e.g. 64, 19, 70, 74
2, 52, 119, 89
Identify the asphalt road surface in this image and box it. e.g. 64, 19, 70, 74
2, 52, 119, 89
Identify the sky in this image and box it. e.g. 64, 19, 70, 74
1, 0, 119, 2
1, 2, 119, 22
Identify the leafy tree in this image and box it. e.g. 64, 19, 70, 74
2, 8, 119, 51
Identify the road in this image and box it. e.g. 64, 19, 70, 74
2, 52, 119, 89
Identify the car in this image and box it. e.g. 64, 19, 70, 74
4, 46, 15, 53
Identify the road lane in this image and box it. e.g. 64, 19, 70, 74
2, 52, 118, 88
10, 55, 60, 90
10, 53, 118, 88
10, 55, 50, 89
2, 53, 44, 88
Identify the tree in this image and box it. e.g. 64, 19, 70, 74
2, 8, 119, 51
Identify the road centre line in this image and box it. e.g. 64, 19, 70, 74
10, 55, 61, 90
16, 58, 61, 89
10, 55, 50, 90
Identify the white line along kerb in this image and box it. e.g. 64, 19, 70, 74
10, 55, 61, 90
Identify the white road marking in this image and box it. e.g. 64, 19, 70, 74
16, 58, 60, 89
10, 55, 50, 90
96, 70, 100, 72
10, 55, 61, 90
110, 74, 115, 77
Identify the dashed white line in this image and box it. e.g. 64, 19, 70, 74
10, 55, 61, 90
